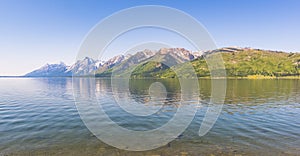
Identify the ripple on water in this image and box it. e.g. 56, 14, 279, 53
0, 78, 299, 155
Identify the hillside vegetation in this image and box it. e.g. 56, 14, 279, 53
96, 48, 300, 78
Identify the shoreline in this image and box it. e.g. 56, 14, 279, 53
1, 76, 300, 80
2, 141, 298, 156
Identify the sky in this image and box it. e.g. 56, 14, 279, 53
0, 0, 300, 76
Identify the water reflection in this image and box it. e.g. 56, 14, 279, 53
91, 78, 300, 107
0, 78, 299, 155
197, 79, 300, 105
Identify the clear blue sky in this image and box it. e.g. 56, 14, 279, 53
0, 0, 300, 76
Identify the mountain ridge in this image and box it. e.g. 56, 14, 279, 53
24, 47, 300, 78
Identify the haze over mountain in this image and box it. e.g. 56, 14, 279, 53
24, 47, 300, 78
24, 62, 70, 77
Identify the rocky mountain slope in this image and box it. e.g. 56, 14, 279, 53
95, 48, 197, 77
25, 48, 199, 77
24, 57, 119, 77
25, 47, 300, 78
145, 48, 300, 78
25, 62, 71, 77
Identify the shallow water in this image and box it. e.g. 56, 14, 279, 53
0, 78, 299, 155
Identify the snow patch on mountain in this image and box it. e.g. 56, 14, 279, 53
24, 48, 204, 77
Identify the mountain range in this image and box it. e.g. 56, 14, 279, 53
24, 47, 300, 78
25, 54, 126, 77
25, 48, 200, 77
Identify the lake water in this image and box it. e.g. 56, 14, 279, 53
0, 78, 299, 155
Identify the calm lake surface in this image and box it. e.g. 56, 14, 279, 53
0, 78, 299, 155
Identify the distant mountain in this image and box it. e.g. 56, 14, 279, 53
128, 48, 197, 78
24, 54, 129, 77
97, 47, 300, 78
96, 54, 127, 73
149, 47, 300, 78
25, 48, 199, 77
157, 48, 195, 62
25, 47, 300, 78
109, 49, 155, 70
25, 57, 104, 77
95, 48, 198, 77
66, 57, 100, 76
25, 62, 71, 77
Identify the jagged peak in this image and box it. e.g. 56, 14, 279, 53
42, 62, 66, 67
27, 46, 298, 77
